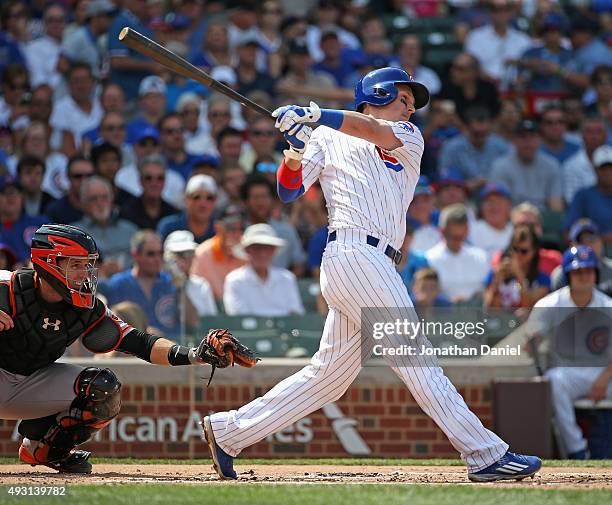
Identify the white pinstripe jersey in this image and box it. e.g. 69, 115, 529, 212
301, 121, 424, 250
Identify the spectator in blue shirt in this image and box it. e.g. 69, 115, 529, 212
126, 76, 168, 145
235, 35, 277, 98
518, 13, 573, 93
438, 106, 510, 192
107, 0, 158, 100
564, 15, 612, 91
0, 177, 48, 262
45, 156, 94, 224
564, 145, 612, 243
99, 230, 179, 337
0, 2, 27, 79
157, 174, 217, 243
159, 113, 201, 180
189, 20, 230, 71
538, 104, 581, 164
0, 32, 25, 80
311, 29, 355, 87
406, 177, 442, 253
400, 223, 430, 290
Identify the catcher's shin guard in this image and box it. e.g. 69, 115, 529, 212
19, 367, 121, 468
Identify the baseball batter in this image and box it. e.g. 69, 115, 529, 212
203, 68, 541, 481
0, 224, 255, 473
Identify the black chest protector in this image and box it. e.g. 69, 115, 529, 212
0, 269, 105, 376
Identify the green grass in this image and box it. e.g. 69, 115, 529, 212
1, 484, 610, 505
0, 457, 610, 467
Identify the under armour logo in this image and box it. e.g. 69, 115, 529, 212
42, 318, 61, 331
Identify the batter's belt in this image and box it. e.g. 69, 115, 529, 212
327, 230, 402, 265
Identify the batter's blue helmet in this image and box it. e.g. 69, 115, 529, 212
562, 245, 598, 274
354, 67, 430, 111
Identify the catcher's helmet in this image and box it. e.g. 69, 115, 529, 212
354, 67, 430, 111
31, 224, 99, 308
562, 245, 598, 274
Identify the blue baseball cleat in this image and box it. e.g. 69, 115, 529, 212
468, 451, 542, 482
201, 416, 237, 480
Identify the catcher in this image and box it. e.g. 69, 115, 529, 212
0, 224, 257, 474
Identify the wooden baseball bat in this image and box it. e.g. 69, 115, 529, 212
118, 27, 273, 118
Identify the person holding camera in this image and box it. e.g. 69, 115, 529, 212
484, 223, 551, 310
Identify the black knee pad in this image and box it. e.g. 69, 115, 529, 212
30, 368, 122, 464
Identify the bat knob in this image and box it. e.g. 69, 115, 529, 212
119, 27, 130, 40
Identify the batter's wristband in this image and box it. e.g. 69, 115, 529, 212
277, 160, 303, 189
318, 109, 344, 130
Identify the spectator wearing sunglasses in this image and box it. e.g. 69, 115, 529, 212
157, 174, 217, 243
537, 104, 580, 165
82, 112, 135, 169
119, 155, 179, 230
484, 223, 550, 309
115, 126, 185, 210
240, 116, 281, 172
45, 155, 94, 224
177, 93, 208, 156
195, 94, 232, 158
98, 230, 180, 338
158, 112, 202, 181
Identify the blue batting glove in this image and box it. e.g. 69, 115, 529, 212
282, 123, 313, 160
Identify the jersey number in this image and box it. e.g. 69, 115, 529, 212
375, 146, 404, 172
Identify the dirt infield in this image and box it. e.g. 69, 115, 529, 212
0, 464, 610, 488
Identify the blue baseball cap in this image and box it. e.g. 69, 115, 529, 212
569, 219, 600, 243
134, 126, 160, 144
193, 154, 220, 168
479, 182, 511, 201
0, 175, 23, 192
435, 167, 466, 189
540, 13, 568, 33
562, 245, 598, 274
414, 175, 434, 196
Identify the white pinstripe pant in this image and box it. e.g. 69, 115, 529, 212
210, 232, 508, 471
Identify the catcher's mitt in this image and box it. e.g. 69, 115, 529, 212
194, 329, 259, 385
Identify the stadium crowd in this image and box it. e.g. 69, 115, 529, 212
0, 0, 611, 340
